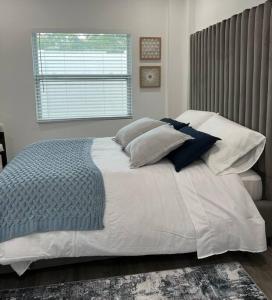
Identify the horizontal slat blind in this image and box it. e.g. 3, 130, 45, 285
32, 33, 132, 121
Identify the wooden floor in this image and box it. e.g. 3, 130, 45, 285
0, 249, 272, 298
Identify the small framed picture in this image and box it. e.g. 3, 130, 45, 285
140, 37, 161, 60
140, 66, 161, 88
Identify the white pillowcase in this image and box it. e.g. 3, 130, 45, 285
198, 115, 266, 175
175, 110, 217, 128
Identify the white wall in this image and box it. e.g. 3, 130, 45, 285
167, 0, 190, 117
0, 0, 189, 158
188, 0, 266, 34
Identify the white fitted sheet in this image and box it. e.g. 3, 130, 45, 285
240, 170, 263, 201
0, 138, 266, 275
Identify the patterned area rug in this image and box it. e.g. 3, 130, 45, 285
0, 262, 266, 299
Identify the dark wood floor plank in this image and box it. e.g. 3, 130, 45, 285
0, 250, 271, 298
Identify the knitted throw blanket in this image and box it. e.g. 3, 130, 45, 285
0, 138, 105, 243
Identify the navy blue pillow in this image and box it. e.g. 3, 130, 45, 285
167, 126, 220, 172
160, 118, 189, 130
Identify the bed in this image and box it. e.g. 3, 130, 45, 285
0, 137, 267, 275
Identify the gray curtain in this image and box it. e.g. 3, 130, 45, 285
190, 0, 272, 200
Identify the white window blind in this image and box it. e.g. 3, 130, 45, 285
32, 33, 132, 122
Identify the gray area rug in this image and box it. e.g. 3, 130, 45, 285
0, 262, 266, 299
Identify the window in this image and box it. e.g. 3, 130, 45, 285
32, 33, 132, 122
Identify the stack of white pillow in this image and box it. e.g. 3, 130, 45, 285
113, 110, 266, 176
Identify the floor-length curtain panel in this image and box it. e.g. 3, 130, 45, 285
190, 0, 272, 200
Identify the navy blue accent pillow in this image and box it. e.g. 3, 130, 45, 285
160, 118, 189, 130
167, 126, 220, 172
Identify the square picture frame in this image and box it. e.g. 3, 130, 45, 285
140, 66, 161, 88
140, 37, 161, 60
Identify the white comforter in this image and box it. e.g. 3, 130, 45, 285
0, 138, 266, 275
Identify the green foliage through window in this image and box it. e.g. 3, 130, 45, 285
38, 33, 128, 53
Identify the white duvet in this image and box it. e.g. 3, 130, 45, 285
0, 138, 266, 275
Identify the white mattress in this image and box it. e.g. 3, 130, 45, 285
0, 138, 266, 275
240, 170, 262, 201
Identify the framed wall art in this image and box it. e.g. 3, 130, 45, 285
140, 37, 161, 60
140, 66, 161, 88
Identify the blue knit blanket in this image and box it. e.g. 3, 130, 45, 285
0, 138, 105, 243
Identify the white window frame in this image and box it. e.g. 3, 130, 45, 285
32, 32, 133, 122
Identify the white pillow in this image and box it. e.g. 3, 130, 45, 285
198, 115, 266, 175
175, 110, 217, 128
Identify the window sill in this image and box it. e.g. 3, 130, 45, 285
37, 115, 133, 124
